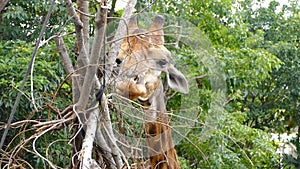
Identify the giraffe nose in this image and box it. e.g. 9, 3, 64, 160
115, 58, 123, 65
133, 75, 139, 82
132, 74, 144, 84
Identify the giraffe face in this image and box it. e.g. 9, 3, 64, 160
115, 15, 188, 101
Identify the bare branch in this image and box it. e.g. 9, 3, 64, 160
0, 0, 8, 13
75, 8, 95, 18
75, 5, 115, 168
100, 94, 124, 168
77, 0, 90, 54
33, 118, 71, 169
76, 5, 107, 112
81, 108, 101, 169
94, 128, 117, 169
106, 0, 137, 82
63, 0, 83, 28
54, 36, 75, 74
63, 0, 89, 99
54, 36, 81, 102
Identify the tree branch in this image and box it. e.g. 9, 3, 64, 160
76, 5, 107, 112
100, 94, 124, 168
54, 36, 81, 102
77, 0, 90, 55
81, 108, 101, 169
76, 5, 113, 168
0, 0, 8, 13
94, 125, 117, 169
106, 0, 137, 83
63, 0, 83, 28
63, 0, 88, 103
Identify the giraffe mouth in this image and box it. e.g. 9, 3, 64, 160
115, 80, 147, 100
115, 75, 160, 101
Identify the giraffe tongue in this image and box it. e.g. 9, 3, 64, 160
137, 96, 148, 101
137, 97, 151, 107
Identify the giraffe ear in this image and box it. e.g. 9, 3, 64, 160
147, 56, 189, 94
166, 64, 189, 94
148, 15, 164, 45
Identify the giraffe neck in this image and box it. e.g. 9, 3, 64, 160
142, 81, 180, 169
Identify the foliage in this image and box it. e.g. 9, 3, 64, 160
179, 111, 279, 168
0, 0, 69, 41
147, 0, 299, 168
170, 46, 281, 168
0, 40, 65, 112
0, 39, 72, 167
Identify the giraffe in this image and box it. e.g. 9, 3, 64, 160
115, 15, 188, 169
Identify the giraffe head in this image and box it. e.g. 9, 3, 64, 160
115, 15, 188, 101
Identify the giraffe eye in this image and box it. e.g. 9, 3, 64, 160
133, 75, 139, 82
156, 59, 168, 67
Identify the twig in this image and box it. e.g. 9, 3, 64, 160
68, 105, 84, 144
192, 74, 208, 80
60, 105, 74, 116
102, 124, 130, 169
10, 85, 31, 102
106, 25, 180, 45
106, 0, 137, 83
39, 32, 75, 48
32, 118, 71, 169
94, 124, 117, 168
46, 139, 69, 162
9, 120, 40, 128
9, 131, 36, 164
30, 0, 59, 113
13, 157, 34, 169
75, 8, 95, 18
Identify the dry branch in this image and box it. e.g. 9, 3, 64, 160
56, 0, 138, 168
63, 0, 89, 100
54, 36, 75, 75
76, 5, 107, 112
77, 0, 90, 54
77, 5, 110, 168
54, 36, 81, 102
81, 108, 101, 169
0, 0, 8, 13
0, 0, 56, 153
63, 0, 83, 28
100, 94, 124, 168
106, 0, 137, 82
